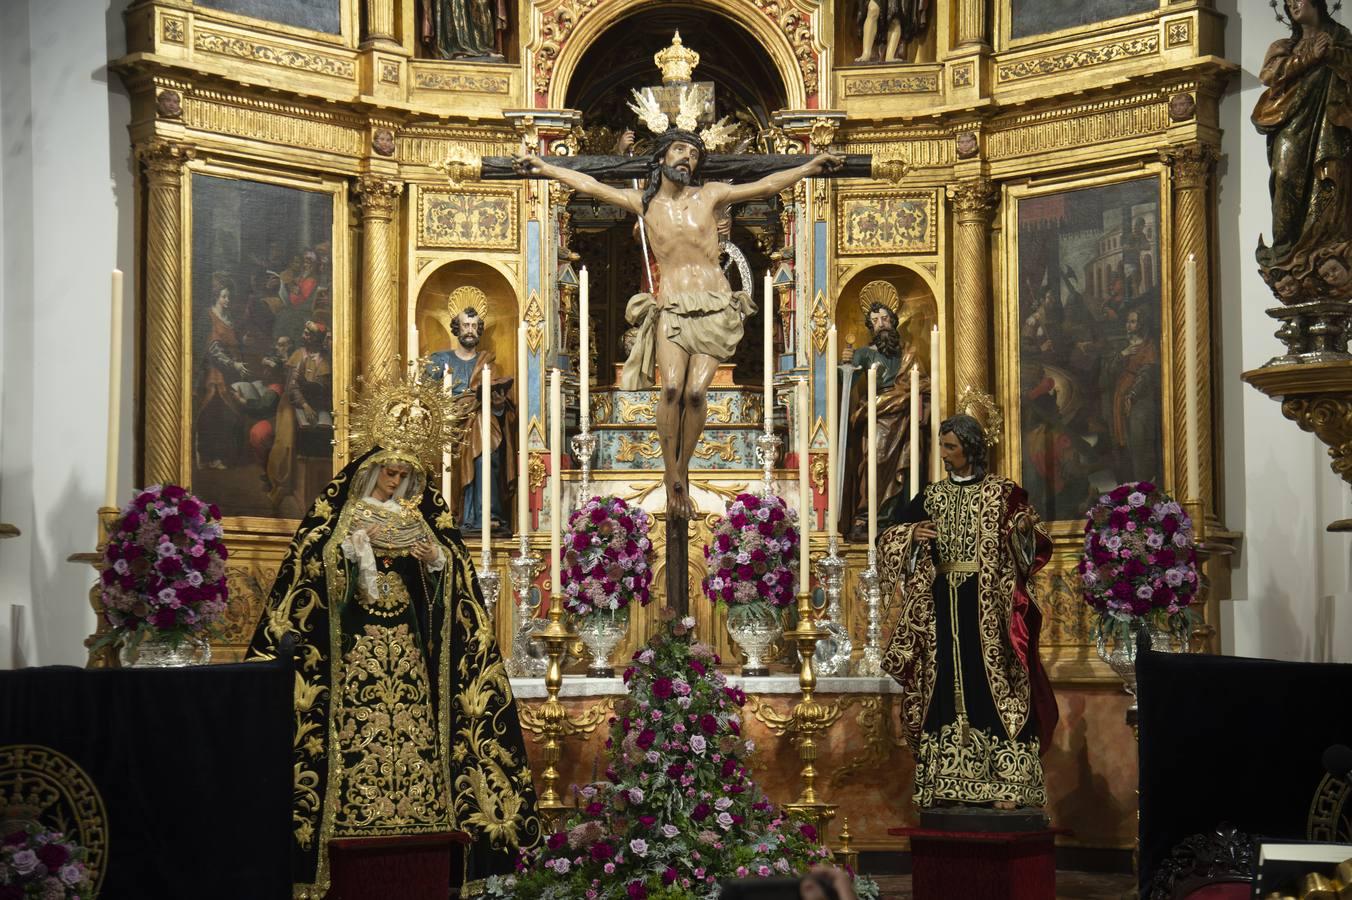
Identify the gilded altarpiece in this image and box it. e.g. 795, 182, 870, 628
110, 0, 1238, 857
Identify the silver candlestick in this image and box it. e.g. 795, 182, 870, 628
812, 532, 853, 675
571, 421, 598, 504
506, 539, 545, 677
478, 565, 502, 624
854, 550, 884, 676
756, 429, 781, 498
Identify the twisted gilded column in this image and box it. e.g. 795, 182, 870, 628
1161, 144, 1219, 516
948, 178, 1000, 406
137, 140, 195, 487
355, 175, 402, 376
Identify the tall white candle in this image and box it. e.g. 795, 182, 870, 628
826, 324, 838, 538
549, 368, 563, 598
1184, 253, 1201, 502
409, 316, 421, 365
579, 266, 590, 427
868, 364, 879, 549
797, 378, 811, 594
517, 323, 530, 538
481, 364, 493, 566
442, 365, 453, 504
910, 364, 921, 498
763, 272, 774, 432
105, 269, 123, 509
929, 325, 941, 483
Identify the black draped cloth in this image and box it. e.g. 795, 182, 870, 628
0, 659, 293, 898
247, 447, 539, 898
1137, 648, 1352, 894
481, 154, 875, 184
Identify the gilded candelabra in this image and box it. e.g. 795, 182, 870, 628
73, 507, 121, 668
780, 584, 843, 838
533, 588, 577, 825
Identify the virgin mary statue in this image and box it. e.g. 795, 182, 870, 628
247, 365, 539, 898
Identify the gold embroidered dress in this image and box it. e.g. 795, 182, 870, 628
879, 475, 1057, 808
248, 448, 539, 898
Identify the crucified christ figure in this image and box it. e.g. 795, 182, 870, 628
514, 130, 843, 520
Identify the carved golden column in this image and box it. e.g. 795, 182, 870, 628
362, 0, 396, 46
957, 0, 988, 48
138, 139, 195, 487
1161, 144, 1219, 517
355, 175, 402, 375
947, 178, 1000, 407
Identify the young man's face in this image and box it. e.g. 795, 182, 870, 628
938, 432, 970, 475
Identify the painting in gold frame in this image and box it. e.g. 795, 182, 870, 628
1000, 0, 1160, 48
1001, 168, 1171, 524
192, 0, 348, 40
186, 167, 350, 521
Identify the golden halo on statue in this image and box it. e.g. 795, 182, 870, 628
955, 386, 1003, 447
857, 280, 901, 320
447, 285, 489, 321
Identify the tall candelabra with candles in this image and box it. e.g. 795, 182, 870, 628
509, 320, 545, 677
813, 324, 851, 675
570, 267, 598, 500
757, 272, 782, 495
533, 367, 577, 823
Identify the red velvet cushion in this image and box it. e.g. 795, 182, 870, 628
1182, 881, 1251, 900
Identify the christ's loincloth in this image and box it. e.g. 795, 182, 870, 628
619, 290, 756, 390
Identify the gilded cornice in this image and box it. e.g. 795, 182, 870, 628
996, 31, 1160, 84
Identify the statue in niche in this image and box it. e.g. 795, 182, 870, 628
839, 284, 930, 540
425, 295, 517, 536
420, 0, 508, 60
855, 0, 931, 64
1252, 0, 1352, 300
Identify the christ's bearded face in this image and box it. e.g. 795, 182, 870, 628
661, 141, 701, 186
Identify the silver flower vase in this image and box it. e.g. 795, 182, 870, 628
1096, 620, 1185, 712
120, 633, 211, 668
577, 608, 629, 678
726, 601, 781, 677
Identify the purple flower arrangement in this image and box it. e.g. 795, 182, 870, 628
701, 494, 799, 608
1078, 481, 1199, 640
0, 824, 93, 899
562, 496, 654, 617
485, 610, 873, 900
97, 484, 229, 646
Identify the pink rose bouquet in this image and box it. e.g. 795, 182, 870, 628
701, 493, 799, 608
562, 496, 654, 616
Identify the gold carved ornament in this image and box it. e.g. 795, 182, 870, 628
527, 453, 548, 494
692, 435, 738, 463
810, 451, 827, 496
996, 33, 1160, 83
616, 434, 664, 463
434, 143, 483, 189
618, 396, 657, 424
655, 31, 699, 83
517, 697, 616, 741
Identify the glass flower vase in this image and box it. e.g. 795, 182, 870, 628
1096, 619, 1188, 710
120, 632, 212, 668
577, 608, 629, 678
726, 601, 781, 677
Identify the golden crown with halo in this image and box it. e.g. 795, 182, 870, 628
346, 358, 475, 475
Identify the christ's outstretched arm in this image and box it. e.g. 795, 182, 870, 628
512, 153, 643, 216
709, 152, 846, 207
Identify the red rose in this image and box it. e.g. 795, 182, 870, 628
636, 728, 656, 749
699, 714, 718, 735
546, 832, 567, 850
36, 841, 69, 869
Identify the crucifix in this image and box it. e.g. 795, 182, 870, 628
468, 37, 899, 614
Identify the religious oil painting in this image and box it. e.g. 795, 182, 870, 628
1008, 0, 1157, 42
1012, 174, 1165, 523
194, 0, 342, 34
190, 173, 335, 519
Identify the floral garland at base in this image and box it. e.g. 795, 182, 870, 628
486, 610, 877, 900
1078, 481, 1200, 643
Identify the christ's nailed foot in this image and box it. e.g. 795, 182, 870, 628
666, 476, 696, 520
